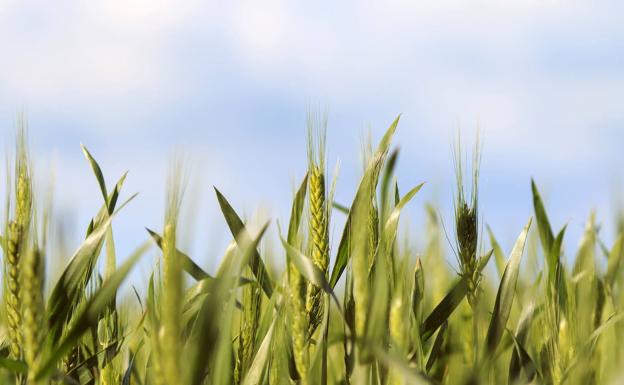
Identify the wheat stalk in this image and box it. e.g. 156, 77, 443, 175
453, 135, 481, 306
0, 115, 623, 385
159, 168, 184, 385
305, 112, 329, 337
21, 248, 44, 385
235, 269, 262, 384
5, 221, 23, 360
453, 134, 482, 367
161, 221, 181, 384
4, 128, 33, 362
290, 268, 309, 385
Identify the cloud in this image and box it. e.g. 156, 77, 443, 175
0, 0, 622, 259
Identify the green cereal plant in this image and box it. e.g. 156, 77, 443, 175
4, 128, 33, 363
235, 269, 262, 384
288, 176, 311, 385
0, 114, 623, 385
159, 169, 184, 385
306, 111, 329, 335
21, 248, 44, 385
453, 136, 481, 306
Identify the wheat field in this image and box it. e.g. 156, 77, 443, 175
1, 116, 623, 385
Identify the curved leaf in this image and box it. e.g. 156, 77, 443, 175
329, 115, 400, 288
486, 225, 506, 278
531, 179, 554, 256
485, 217, 532, 357
46, 191, 137, 343
286, 172, 308, 283
37, 242, 149, 380
242, 319, 276, 385
425, 320, 448, 373
214, 187, 274, 298
0, 357, 27, 374
606, 233, 624, 288
279, 234, 346, 326
146, 227, 211, 281
81, 144, 108, 209
380, 182, 425, 258
421, 278, 468, 342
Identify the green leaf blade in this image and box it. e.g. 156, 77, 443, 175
485, 217, 532, 357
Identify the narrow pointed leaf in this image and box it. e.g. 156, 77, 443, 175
81, 144, 108, 208
477, 249, 494, 272
242, 320, 277, 385
0, 357, 27, 374
425, 320, 448, 373
332, 202, 349, 215
288, 173, 308, 244
280, 235, 346, 324
421, 251, 491, 342
87, 172, 128, 237
421, 278, 468, 342
606, 233, 624, 288
146, 227, 211, 281
380, 182, 425, 257
380, 148, 399, 223
37, 242, 149, 380
549, 226, 568, 318
485, 217, 532, 356
508, 332, 538, 383
329, 115, 400, 288
122, 353, 137, 385
531, 179, 554, 256
509, 303, 539, 383
286, 172, 308, 281
46, 214, 115, 342
214, 187, 274, 298
487, 225, 506, 278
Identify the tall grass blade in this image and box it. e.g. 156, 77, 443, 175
329, 115, 400, 289
484, 218, 532, 357
37, 242, 149, 380
214, 187, 274, 298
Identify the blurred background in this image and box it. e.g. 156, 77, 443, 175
0, 1, 622, 276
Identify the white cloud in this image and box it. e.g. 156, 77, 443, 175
0, 0, 622, 255
231, 0, 291, 62
0, 1, 199, 128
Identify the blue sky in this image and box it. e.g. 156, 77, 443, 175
0, 1, 622, 277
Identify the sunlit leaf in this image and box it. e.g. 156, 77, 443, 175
485, 218, 532, 357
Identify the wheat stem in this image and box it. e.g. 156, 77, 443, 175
290, 264, 309, 385
236, 269, 262, 383
22, 248, 44, 384
6, 221, 23, 360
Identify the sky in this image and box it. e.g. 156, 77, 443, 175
0, 1, 622, 279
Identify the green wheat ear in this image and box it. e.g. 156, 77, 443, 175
453, 134, 482, 305
305, 110, 329, 336
6, 220, 24, 360
4, 124, 33, 361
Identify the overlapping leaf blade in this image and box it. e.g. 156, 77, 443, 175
214, 187, 274, 298
329, 115, 400, 288
485, 218, 532, 357
37, 242, 149, 380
